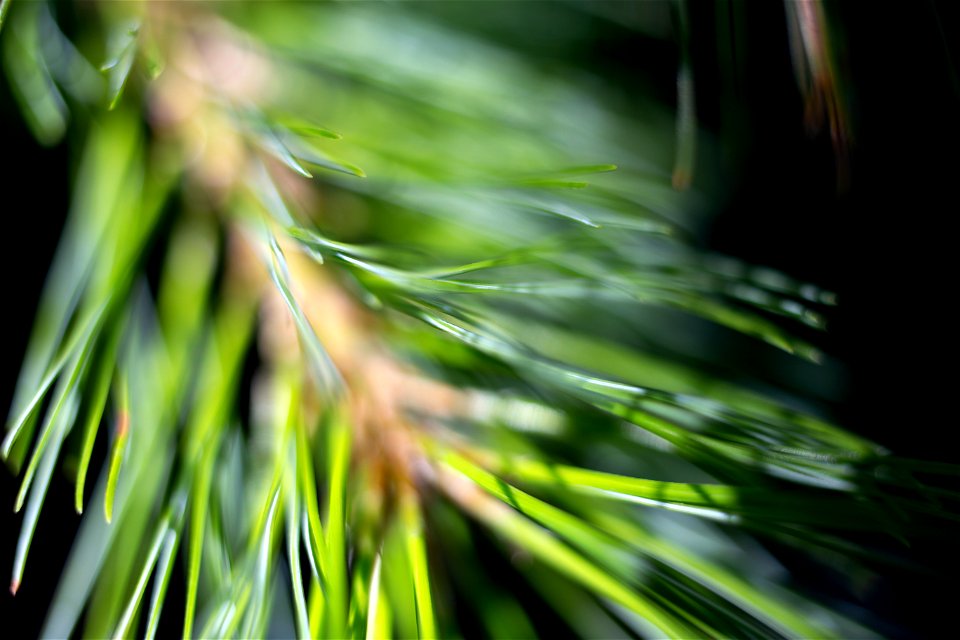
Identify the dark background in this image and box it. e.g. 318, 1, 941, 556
2, 1, 958, 637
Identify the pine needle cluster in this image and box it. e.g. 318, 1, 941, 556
2, 2, 956, 638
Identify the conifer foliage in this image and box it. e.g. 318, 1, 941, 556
2, 2, 956, 638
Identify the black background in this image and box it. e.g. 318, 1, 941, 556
3, 1, 959, 638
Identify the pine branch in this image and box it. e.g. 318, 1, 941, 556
2, 1, 956, 638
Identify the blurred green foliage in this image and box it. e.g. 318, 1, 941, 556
2, 2, 957, 638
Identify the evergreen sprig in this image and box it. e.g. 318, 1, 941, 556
3, 2, 956, 638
